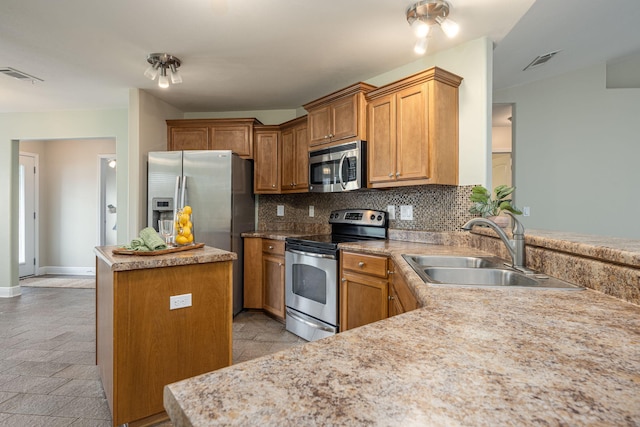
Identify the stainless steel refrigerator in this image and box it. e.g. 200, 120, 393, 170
147, 150, 254, 315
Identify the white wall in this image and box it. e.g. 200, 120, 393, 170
129, 89, 184, 231
0, 109, 127, 296
492, 127, 512, 152
494, 63, 640, 239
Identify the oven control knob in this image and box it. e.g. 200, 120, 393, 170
370, 214, 375, 220
377, 215, 382, 221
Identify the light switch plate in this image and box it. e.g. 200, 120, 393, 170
387, 205, 396, 220
309, 205, 315, 217
523, 206, 531, 217
277, 205, 285, 216
400, 205, 413, 221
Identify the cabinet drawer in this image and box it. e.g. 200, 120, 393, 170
262, 240, 284, 256
342, 252, 388, 278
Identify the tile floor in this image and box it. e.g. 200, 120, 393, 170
0, 286, 305, 426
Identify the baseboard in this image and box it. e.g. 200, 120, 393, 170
38, 266, 96, 276
0, 286, 22, 298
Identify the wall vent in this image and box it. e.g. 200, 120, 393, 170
0, 67, 44, 82
523, 50, 561, 71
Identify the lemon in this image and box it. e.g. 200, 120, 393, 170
175, 235, 189, 245
187, 233, 194, 243
179, 213, 190, 225
181, 226, 192, 237
182, 206, 192, 215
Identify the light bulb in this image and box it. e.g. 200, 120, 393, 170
144, 64, 159, 80
411, 19, 430, 38
414, 37, 428, 55
170, 69, 182, 84
158, 73, 169, 88
437, 16, 459, 38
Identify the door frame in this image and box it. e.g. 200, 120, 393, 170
18, 151, 39, 277
97, 154, 117, 246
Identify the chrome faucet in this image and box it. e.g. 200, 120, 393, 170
462, 211, 528, 271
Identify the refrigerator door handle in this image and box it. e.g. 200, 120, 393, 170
181, 175, 187, 208
173, 175, 181, 220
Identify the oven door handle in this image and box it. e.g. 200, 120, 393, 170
286, 249, 336, 260
337, 152, 347, 189
286, 308, 336, 333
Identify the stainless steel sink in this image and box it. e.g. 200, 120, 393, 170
402, 254, 583, 290
402, 255, 505, 269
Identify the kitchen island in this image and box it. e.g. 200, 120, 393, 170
95, 245, 236, 427
164, 235, 640, 426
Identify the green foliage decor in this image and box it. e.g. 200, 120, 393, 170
469, 185, 522, 218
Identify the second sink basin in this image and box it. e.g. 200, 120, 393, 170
403, 255, 505, 269
423, 267, 539, 287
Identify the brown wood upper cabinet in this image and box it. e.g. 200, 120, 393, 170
366, 67, 463, 188
304, 82, 376, 148
253, 125, 281, 194
280, 116, 309, 193
166, 118, 261, 159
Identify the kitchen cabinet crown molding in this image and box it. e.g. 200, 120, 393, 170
166, 117, 263, 127
279, 115, 308, 129
302, 82, 377, 111
365, 67, 463, 100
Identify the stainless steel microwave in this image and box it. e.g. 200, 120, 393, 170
308, 140, 366, 192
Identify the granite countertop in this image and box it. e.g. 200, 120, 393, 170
164, 238, 640, 426
94, 245, 236, 272
241, 231, 319, 241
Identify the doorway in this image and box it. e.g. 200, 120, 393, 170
491, 103, 514, 189
19, 153, 37, 277
99, 155, 118, 246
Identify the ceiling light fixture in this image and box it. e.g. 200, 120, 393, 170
406, 0, 459, 55
144, 53, 182, 88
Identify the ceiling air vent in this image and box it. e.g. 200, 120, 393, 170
523, 50, 561, 71
0, 67, 43, 82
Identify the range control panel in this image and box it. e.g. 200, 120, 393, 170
329, 209, 388, 227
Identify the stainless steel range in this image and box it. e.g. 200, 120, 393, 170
284, 209, 388, 341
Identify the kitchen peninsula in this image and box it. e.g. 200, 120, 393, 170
164, 232, 640, 426
94, 245, 236, 426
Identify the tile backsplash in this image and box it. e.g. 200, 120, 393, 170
257, 185, 477, 233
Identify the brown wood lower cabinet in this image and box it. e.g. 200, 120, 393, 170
243, 237, 285, 321
340, 251, 389, 331
389, 260, 419, 316
96, 257, 232, 426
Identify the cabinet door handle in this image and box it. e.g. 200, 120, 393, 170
388, 270, 394, 275
341, 278, 346, 282
388, 295, 395, 301
396, 172, 400, 177
272, 184, 275, 188
388, 173, 393, 177
278, 263, 283, 267
358, 261, 365, 267
329, 133, 334, 138
268, 245, 274, 249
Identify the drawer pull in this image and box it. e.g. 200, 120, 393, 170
388, 295, 395, 301
358, 262, 365, 267
269, 245, 274, 249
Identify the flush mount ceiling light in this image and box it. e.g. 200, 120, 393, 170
406, 0, 459, 55
144, 53, 182, 88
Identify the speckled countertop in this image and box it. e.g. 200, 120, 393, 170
94, 245, 236, 271
165, 234, 640, 426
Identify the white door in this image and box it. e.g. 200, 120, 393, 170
492, 152, 512, 189
19, 154, 37, 277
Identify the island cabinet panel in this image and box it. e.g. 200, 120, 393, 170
340, 251, 389, 331
304, 82, 376, 148
253, 127, 281, 193
166, 118, 261, 159
366, 66, 462, 188
96, 257, 232, 427
280, 116, 309, 193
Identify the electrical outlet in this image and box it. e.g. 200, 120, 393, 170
523, 206, 531, 217
277, 205, 285, 216
309, 205, 315, 217
400, 205, 413, 221
170, 293, 192, 310
387, 205, 396, 220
